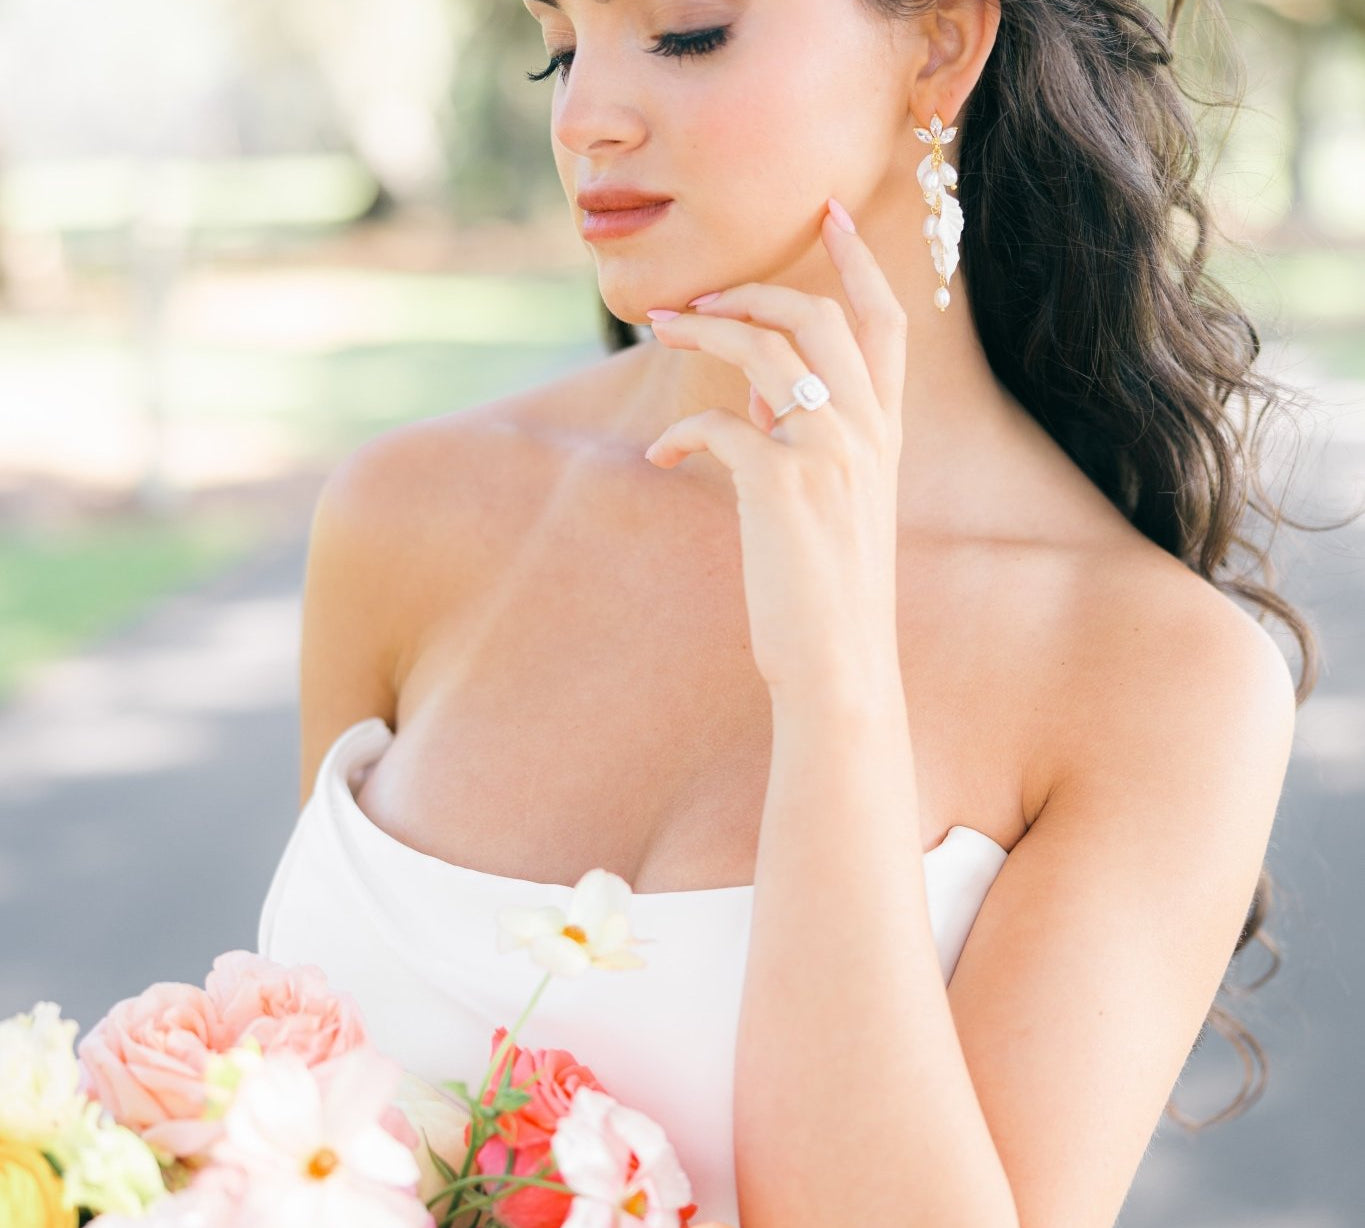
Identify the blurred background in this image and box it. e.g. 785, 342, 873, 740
0, 0, 1361, 1223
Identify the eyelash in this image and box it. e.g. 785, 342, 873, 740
525, 26, 731, 84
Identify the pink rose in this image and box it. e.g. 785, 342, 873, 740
77, 982, 234, 1159
204, 951, 369, 1068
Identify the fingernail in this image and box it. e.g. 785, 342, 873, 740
688, 291, 722, 307
646, 309, 680, 321
827, 197, 856, 234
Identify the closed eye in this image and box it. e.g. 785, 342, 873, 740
526, 26, 731, 83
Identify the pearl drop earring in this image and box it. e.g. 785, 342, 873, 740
914, 112, 961, 313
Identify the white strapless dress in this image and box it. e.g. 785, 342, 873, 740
257, 716, 1010, 1227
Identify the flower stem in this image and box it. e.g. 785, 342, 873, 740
431, 1170, 575, 1205
437, 971, 555, 1227
473, 971, 553, 1108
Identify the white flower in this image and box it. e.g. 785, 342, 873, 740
0, 1001, 87, 1146
49, 1098, 167, 1217
208, 1048, 432, 1228
389, 1071, 472, 1206
496, 868, 649, 977
551, 1087, 692, 1228
88, 1164, 247, 1228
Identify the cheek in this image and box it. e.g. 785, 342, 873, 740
687, 77, 860, 229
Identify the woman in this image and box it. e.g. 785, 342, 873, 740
257, 0, 1321, 1222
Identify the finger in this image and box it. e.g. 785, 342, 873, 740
644, 406, 775, 471
820, 198, 908, 415
689, 282, 879, 420
750, 384, 776, 434
650, 314, 832, 440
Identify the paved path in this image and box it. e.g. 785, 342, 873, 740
1, 355, 1361, 1226
0, 524, 311, 1026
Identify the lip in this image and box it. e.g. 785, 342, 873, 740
576, 185, 673, 212
579, 198, 673, 242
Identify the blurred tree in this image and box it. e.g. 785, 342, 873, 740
231, 0, 564, 218
442, 0, 561, 223
237, 0, 463, 205
1233, 0, 1359, 227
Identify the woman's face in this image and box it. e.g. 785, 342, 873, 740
522, 0, 920, 325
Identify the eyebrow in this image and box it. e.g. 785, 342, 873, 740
529, 0, 615, 8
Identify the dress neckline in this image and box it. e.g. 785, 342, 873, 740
320, 715, 1012, 901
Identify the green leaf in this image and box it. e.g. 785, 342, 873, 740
428, 1141, 461, 1184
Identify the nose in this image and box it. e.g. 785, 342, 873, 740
551, 44, 649, 158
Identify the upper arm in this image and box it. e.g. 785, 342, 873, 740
296, 409, 499, 808
946, 584, 1298, 1228
297, 434, 413, 807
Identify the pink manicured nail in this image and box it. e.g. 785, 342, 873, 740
688, 291, 722, 307
646, 309, 680, 321
827, 197, 856, 234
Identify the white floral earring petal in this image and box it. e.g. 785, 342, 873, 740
914, 111, 961, 312
933, 192, 963, 284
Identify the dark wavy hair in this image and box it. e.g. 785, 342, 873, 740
597, 0, 1357, 1129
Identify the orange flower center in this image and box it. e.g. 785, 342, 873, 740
621, 1189, 649, 1219
561, 924, 589, 945
306, 1147, 340, 1179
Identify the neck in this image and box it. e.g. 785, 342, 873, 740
618, 201, 1030, 530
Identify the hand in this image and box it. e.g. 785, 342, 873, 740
644, 199, 908, 698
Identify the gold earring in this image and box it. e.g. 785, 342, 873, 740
914, 112, 961, 312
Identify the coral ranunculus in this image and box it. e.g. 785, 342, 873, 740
478, 1027, 608, 1151
468, 1136, 570, 1228
0, 1137, 77, 1228
460, 1031, 613, 1228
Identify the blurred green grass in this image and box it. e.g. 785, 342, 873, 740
0, 510, 266, 705
0, 268, 605, 704
1208, 244, 1365, 379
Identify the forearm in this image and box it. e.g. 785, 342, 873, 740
732, 672, 1019, 1228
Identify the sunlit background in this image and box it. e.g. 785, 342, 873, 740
0, 0, 1362, 1224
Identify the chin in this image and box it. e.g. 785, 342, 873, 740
594, 272, 693, 327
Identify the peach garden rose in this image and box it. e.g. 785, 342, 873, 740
77, 952, 377, 1162
204, 951, 370, 1068
76, 982, 233, 1160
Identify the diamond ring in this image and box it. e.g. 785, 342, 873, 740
773, 374, 831, 419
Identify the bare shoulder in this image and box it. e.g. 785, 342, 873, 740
295, 349, 635, 805
1036, 532, 1298, 831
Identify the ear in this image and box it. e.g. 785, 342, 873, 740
907, 0, 1001, 126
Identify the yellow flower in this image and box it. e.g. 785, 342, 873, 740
0, 1136, 77, 1228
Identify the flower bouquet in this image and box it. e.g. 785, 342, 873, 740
1, 869, 727, 1228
